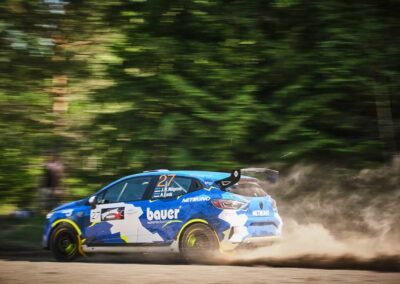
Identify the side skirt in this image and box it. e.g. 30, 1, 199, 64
82, 242, 179, 254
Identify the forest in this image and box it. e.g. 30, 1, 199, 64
0, 0, 399, 209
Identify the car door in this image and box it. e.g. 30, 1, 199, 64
137, 175, 200, 244
85, 176, 153, 245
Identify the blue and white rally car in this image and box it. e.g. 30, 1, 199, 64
43, 169, 282, 262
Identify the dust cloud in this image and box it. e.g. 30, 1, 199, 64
233, 158, 400, 271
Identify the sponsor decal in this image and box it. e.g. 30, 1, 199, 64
182, 196, 211, 203
146, 208, 180, 221
252, 210, 269, 217
101, 207, 125, 221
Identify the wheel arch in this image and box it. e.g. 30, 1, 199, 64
176, 219, 219, 247
51, 219, 82, 235
48, 218, 86, 256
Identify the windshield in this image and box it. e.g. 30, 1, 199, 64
225, 178, 267, 197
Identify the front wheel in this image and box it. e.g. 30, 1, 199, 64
50, 224, 81, 261
180, 223, 220, 264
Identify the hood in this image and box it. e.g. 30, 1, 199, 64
52, 198, 87, 212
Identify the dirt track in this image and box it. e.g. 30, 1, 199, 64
0, 253, 399, 284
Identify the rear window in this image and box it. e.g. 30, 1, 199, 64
226, 178, 267, 197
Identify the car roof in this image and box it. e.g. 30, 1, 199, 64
131, 170, 231, 182
99, 170, 253, 192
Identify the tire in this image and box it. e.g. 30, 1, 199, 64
179, 223, 220, 264
50, 223, 81, 262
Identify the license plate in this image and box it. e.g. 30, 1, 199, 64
252, 210, 269, 216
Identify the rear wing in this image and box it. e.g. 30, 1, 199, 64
215, 169, 241, 190
242, 167, 279, 184
215, 168, 279, 190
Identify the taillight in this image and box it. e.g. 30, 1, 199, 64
211, 199, 247, 210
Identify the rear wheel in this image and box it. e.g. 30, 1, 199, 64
50, 224, 81, 261
180, 223, 220, 263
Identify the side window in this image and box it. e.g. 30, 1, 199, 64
118, 177, 152, 202
190, 179, 203, 192
98, 177, 152, 204
98, 182, 124, 204
152, 175, 192, 199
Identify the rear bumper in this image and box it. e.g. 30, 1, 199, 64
236, 235, 281, 249
242, 235, 281, 244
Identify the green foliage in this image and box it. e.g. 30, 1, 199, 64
0, 0, 399, 205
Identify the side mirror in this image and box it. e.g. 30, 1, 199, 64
88, 196, 97, 209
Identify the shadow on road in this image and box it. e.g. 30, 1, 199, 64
0, 248, 185, 265
231, 255, 400, 272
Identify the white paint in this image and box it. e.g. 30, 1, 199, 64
89, 203, 163, 243
218, 210, 249, 243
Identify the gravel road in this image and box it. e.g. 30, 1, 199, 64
0, 254, 399, 284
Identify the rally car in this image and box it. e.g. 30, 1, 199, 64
43, 169, 282, 262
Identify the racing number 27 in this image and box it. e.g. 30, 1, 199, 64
157, 174, 176, 187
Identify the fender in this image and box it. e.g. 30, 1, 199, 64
176, 218, 209, 242
51, 218, 86, 256
176, 218, 224, 253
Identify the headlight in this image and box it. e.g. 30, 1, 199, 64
46, 212, 54, 219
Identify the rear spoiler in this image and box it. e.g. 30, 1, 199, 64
242, 168, 279, 184
215, 168, 279, 190
215, 169, 241, 190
